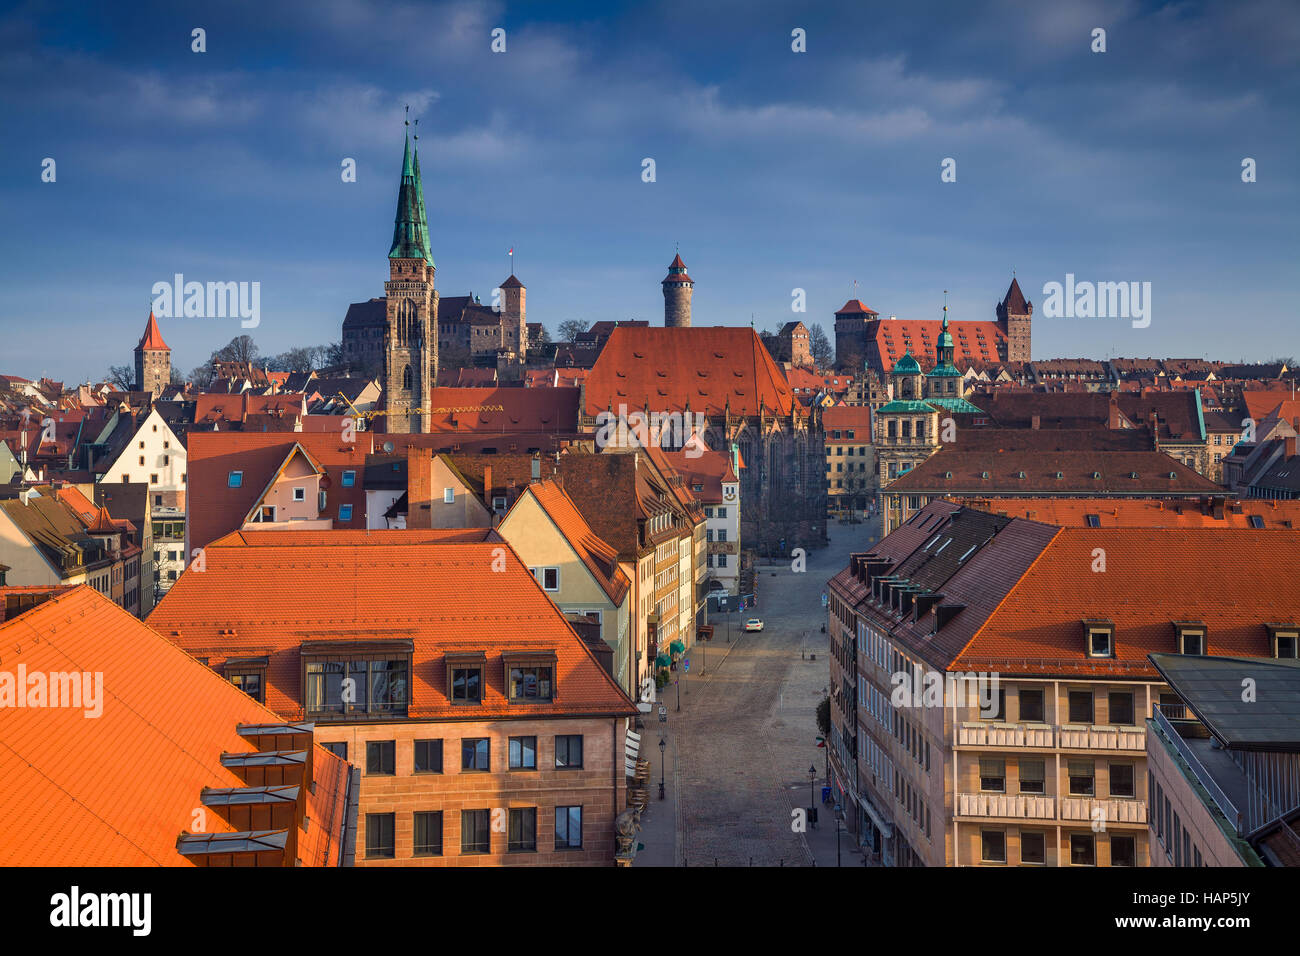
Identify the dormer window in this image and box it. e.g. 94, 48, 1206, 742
1175, 622, 1206, 655
1083, 620, 1114, 658
1267, 624, 1300, 659
505, 652, 557, 702
447, 653, 486, 704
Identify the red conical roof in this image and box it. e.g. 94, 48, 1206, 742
137, 310, 169, 351
87, 506, 117, 535
1002, 278, 1029, 314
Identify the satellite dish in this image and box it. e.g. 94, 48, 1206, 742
383, 441, 395, 453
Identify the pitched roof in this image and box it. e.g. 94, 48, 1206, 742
584, 326, 801, 418
873, 318, 1006, 372
146, 533, 637, 721
0, 585, 351, 866
523, 480, 631, 605
956, 529, 1300, 675
946, 496, 1300, 528
835, 299, 879, 316
136, 311, 169, 351
500, 274, 525, 289
426, 387, 580, 434
1001, 277, 1029, 314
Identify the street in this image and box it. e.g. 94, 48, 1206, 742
635, 513, 882, 867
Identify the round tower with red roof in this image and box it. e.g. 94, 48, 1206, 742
662, 252, 694, 328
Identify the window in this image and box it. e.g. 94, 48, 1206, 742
1111, 835, 1136, 867
508, 664, 554, 701
1108, 691, 1135, 725
462, 738, 490, 771
1070, 833, 1096, 866
305, 655, 410, 718
293, 487, 306, 502
1086, 627, 1112, 657
1068, 690, 1094, 724
461, 810, 490, 854
149, 474, 158, 484
980, 758, 1005, 793
555, 735, 583, 769
1019, 759, 1045, 795
228, 669, 264, 703
364, 813, 395, 859
414, 739, 443, 773
1019, 689, 1044, 723
985, 688, 1007, 721
414, 811, 443, 856
1178, 626, 1206, 655
342, 470, 356, 488
555, 806, 583, 849
536, 567, 559, 591
339, 504, 353, 521
366, 740, 395, 776
138, 456, 145, 466
228, 471, 243, 488
509, 736, 537, 770
443, 487, 455, 504
1068, 759, 1095, 796
1110, 763, 1135, 798
981, 829, 1006, 863
508, 808, 537, 852
1021, 831, 1046, 865
321, 741, 347, 759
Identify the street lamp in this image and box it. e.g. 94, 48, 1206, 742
808, 764, 817, 822
834, 803, 843, 867
658, 737, 666, 800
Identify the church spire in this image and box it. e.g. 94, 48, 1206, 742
389, 112, 433, 266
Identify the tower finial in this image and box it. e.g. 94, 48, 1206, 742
413, 117, 419, 142
404, 104, 409, 127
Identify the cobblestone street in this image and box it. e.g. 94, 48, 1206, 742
637, 515, 881, 867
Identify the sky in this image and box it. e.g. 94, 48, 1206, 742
1, 0, 1297, 383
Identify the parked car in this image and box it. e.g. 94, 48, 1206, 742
744, 619, 764, 632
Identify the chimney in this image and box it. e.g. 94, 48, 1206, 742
406, 446, 434, 529
482, 464, 494, 511
1286, 435, 1297, 459
1107, 393, 1120, 429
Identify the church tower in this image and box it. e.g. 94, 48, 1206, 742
996, 277, 1032, 363
662, 252, 694, 328
383, 125, 437, 433
134, 309, 170, 397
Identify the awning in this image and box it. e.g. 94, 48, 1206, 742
654, 653, 672, 668
624, 728, 641, 777
669, 639, 686, 656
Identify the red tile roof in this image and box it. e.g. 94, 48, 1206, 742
426, 387, 580, 434
147, 533, 637, 721
584, 326, 801, 418
836, 299, 879, 315
137, 310, 169, 351
185, 432, 370, 550
523, 480, 631, 605
947, 496, 1300, 528
955, 529, 1299, 675
0, 585, 350, 866
874, 318, 1006, 372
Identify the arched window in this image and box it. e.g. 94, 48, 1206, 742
402, 364, 412, 390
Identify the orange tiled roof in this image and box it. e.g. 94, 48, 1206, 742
874, 318, 1005, 372
0, 585, 350, 866
426, 387, 580, 434
955, 529, 1300, 675
1243, 391, 1300, 429
524, 480, 631, 606
947, 496, 1300, 528
146, 532, 638, 721
584, 326, 801, 418
137, 310, 169, 351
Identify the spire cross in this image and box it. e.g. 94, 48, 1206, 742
404, 104, 409, 127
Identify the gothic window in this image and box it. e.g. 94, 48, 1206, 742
402, 364, 413, 391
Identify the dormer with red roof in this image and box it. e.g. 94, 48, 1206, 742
133, 310, 171, 398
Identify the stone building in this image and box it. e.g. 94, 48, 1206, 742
133, 310, 171, 397
662, 253, 694, 328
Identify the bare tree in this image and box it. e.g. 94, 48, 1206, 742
809, 323, 833, 370
557, 319, 589, 343
106, 365, 134, 390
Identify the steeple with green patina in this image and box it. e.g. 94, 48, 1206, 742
388, 125, 434, 267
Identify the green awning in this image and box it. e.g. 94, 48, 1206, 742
669, 640, 686, 656
655, 653, 672, 668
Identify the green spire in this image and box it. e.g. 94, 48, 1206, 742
411, 120, 433, 268
389, 128, 434, 266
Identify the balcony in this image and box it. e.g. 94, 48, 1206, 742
1060, 796, 1147, 825
956, 722, 1055, 748
957, 792, 1056, 820
1058, 724, 1146, 751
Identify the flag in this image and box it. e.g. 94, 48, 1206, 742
508, 247, 514, 255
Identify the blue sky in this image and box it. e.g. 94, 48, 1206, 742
1, 0, 1297, 382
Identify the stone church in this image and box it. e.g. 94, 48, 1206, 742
341, 129, 527, 429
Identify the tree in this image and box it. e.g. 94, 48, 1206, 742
816, 695, 830, 739
188, 364, 215, 389
212, 335, 259, 365
557, 319, 589, 343
809, 323, 833, 370
106, 365, 134, 390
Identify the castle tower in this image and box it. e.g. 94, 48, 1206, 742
384, 128, 437, 433
134, 309, 171, 397
662, 253, 694, 328
996, 277, 1032, 363
499, 274, 526, 362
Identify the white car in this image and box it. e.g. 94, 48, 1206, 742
744, 619, 764, 632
